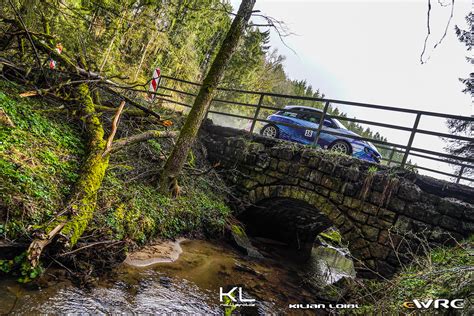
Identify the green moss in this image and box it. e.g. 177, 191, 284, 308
97, 165, 231, 244
57, 84, 109, 247
231, 224, 246, 236
0, 80, 232, 272
319, 228, 342, 245
0, 83, 84, 238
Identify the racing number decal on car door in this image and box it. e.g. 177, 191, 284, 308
304, 130, 313, 137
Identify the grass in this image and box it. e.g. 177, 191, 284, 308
345, 236, 474, 314
367, 166, 378, 174
96, 169, 231, 244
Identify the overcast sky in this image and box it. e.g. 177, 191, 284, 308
229, 0, 472, 182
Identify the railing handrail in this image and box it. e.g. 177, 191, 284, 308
157, 83, 473, 143
160, 75, 474, 121
154, 75, 473, 184
153, 93, 474, 165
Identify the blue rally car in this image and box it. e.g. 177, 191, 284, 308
260, 105, 382, 163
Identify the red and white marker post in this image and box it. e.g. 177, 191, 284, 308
148, 67, 161, 100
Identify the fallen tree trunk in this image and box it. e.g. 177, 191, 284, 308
56, 83, 110, 248
28, 83, 109, 266
2, 18, 178, 268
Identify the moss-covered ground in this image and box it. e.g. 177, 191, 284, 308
0, 80, 231, 254
0, 83, 84, 239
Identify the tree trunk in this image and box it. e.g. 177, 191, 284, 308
134, 31, 156, 81
99, 11, 126, 72
158, 0, 256, 196
27, 83, 109, 266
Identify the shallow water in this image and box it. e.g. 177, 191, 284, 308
0, 239, 355, 315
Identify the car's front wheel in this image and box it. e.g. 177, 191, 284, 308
260, 124, 280, 138
329, 140, 351, 155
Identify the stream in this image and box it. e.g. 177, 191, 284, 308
0, 239, 355, 315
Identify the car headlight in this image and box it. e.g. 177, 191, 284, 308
364, 145, 381, 158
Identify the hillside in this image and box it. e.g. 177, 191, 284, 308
0, 81, 231, 279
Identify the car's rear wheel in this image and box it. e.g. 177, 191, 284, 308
329, 140, 351, 155
261, 124, 279, 138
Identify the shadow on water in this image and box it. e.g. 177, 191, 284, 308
0, 239, 355, 315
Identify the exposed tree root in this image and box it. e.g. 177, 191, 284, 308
27, 223, 65, 268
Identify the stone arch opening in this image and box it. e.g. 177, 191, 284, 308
239, 197, 336, 261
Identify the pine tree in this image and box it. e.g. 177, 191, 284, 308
446, 13, 473, 177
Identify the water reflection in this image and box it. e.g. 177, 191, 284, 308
4, 272, 218, 315
0, 239, 355, 315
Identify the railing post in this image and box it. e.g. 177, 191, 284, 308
456, 166, 465, 184
387, 147, 395, 166
249, 94, 265, 134
314, 101, 330, 147
401, 113, 421, 168
156, 76, 162, 91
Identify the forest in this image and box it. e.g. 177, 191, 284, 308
1, 0, 394, 150
0, 0, 471, 314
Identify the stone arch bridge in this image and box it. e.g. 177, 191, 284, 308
200, 123, 474, 277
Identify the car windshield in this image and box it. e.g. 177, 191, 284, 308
332, 119, 347, 129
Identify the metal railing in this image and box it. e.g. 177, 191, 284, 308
149, 75, 473, 185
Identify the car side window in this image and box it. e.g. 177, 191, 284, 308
281, 111, 299, 118
301, 113, 321, 123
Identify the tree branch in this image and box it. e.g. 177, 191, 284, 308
420, 0, 455, 64
103, 100, 126, 156
101, 86, 162, 121
420, 0, 432, 64
109, 130, 178, 154
251, 13, 297, 55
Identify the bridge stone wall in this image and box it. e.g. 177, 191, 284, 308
200, 123, 474, 277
